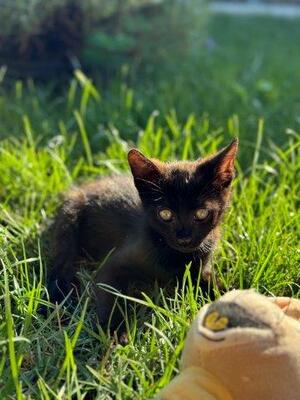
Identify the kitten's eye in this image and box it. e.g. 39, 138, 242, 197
158, 209, 173, 222
195, 208, 209, 221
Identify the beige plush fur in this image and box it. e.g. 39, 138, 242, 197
155, 290, 300, 400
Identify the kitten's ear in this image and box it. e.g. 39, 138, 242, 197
207, 138, 238, 186
128, 149, 161, 183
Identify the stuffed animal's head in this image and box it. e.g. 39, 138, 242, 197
181, 290, 300, 400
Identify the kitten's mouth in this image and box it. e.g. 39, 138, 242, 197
169, 242, 200, 253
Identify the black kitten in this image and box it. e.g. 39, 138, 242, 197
46, 139, 238, 328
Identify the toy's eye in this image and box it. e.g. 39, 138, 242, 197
204, 311, 229, 332
195, 208, 209, 221
158, 209, 173, 222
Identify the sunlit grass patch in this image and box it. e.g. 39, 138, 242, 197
0, 85, 299, 398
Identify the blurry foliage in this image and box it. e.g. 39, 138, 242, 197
0, 0, 207, 79
0, 15, 299, 146
82, 0, 207, 74
0, 0, 85, 77
0, 0, 156, 38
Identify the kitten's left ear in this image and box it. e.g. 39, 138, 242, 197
127, 149, 161, 183
209, 138, 238, 186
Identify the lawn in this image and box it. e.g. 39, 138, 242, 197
0, 13, 299, 399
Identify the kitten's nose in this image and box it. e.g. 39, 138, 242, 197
177, 237, 192, 246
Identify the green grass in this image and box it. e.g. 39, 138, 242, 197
137, 14, 300, 146
0, 13, 300, 400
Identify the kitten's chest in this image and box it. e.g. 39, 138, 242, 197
140, 239, 204, 282
161, 250, 202, 277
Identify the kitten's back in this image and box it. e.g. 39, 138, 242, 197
71, 174, 142, 260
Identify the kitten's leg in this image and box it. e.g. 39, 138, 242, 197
190, 256, 216, 300
93, 258, 141, 330
200, 259, 226, 299
190, 253, 212, 283
94, 266, 130, 329
45, 193, 85, 307
201, 262, 213, 282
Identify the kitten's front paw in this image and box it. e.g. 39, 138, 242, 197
201, 264, 213, 282
38, 278, 75, 317
115, 330, 129, 346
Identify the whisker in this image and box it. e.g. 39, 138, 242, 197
136, 178, 163, 192
139, 187, 164, 198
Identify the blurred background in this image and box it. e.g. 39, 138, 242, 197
0, 0, 300, 157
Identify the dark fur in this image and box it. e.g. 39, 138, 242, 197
46, 140, 238, 328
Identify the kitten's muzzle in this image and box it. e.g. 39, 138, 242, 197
176, 228, 192, 247
173, 239, 199, 253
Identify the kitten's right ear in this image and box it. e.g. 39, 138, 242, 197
128, 149, 161, 183
199, 139, 238, 187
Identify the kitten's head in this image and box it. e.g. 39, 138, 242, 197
128, 140, 238, 253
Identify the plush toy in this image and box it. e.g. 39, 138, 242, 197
155, 290, 300, 400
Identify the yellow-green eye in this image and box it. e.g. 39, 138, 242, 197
158, 209, 173, 222
195, 208, 209, 221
